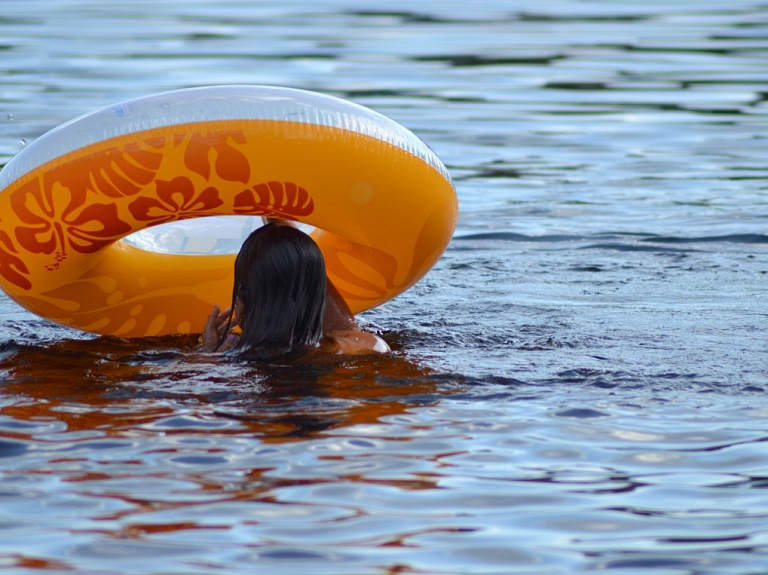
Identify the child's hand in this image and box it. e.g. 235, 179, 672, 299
199, 305, 236, 351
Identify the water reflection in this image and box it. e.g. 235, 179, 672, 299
0, 336, 454, 440
2, 0, 768, 572
0, 336, 467, 572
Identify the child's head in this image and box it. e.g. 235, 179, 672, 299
229, 223, 327, 359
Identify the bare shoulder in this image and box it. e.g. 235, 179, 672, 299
327, 330, 390, 355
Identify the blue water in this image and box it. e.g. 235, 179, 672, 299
1, 1, 767, 573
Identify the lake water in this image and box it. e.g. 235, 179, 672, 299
1, 1, 767, 573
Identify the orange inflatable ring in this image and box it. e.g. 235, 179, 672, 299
0, 86, 457, 337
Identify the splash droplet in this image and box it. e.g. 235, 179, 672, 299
19, 139, 27, 147
6, 113, 13, 121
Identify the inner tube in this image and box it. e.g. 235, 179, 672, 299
0, 86, 457, 337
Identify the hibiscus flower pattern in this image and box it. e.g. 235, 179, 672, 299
0, 124, 323, 335
128, 176, 224, 226
233, 181, 315, 218
10, 178, 133, 272
0, 228, 31, 290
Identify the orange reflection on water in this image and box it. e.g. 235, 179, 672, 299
0, 335, 452, 439
0, 335, 458, 568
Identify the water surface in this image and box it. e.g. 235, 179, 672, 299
1, 1, 767, 573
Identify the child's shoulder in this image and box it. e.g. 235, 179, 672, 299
325, 330, 390, 355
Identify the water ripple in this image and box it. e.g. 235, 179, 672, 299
2, 1, 768, 573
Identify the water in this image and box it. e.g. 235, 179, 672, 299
1, 1, 767, 573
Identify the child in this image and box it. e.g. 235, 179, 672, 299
199, 222, 389, 359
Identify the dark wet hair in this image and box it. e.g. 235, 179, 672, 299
219, 224, 327, 360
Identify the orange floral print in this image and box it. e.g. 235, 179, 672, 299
10, 178, 132, 270
85, 141, 164, 198
184, 131, 250, 184
0, 228, 31, 290
128, 176, 224, 225
233, 181, 314, 218
38, 141, 165, 202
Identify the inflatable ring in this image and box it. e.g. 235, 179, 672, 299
0, 86, 457, 337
